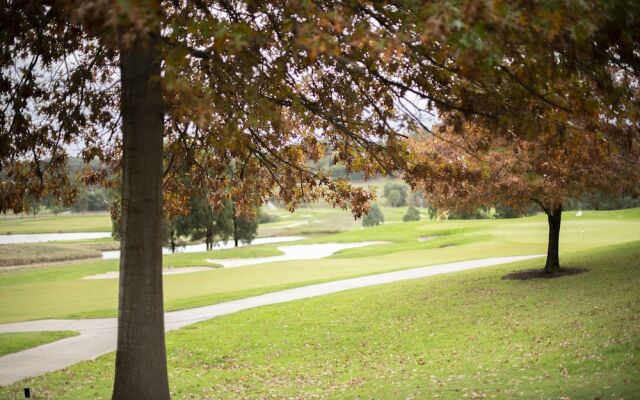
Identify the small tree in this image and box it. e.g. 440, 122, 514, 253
387, 190, 402, 207
362, 204, 385, 227
232, 202, 259, 247
407, 124, 640, 274
403, 206, 421, 222
383, 182, 409, 207
182, 196, 233, 251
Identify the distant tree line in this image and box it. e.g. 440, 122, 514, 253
113, 194, 259, 252
381, 182, 639, 220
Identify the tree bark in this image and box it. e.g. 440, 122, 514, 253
112, 20, 170, 400
544, 204, 562, 274
206, 231, 213, 251
233, 203, 239, 247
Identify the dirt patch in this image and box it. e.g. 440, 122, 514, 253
502, 267, 588, 280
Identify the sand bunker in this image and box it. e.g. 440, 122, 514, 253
82, 266, 213, 280
206, 241, 388, 268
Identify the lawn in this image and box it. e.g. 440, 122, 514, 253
0, 331, 79, 357
0, 213, 112, 234
0, 243, 101, 267
2, 241, 638, 398
1, 209, 639, 323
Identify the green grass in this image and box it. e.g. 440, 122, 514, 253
0, 213, 112, 234
164, 245, 284, 268
0, 331, 79, 357
2, 241, 638, 399
52, 237, 120, 251
0, 244, 101, 267
1, 208, 639, 323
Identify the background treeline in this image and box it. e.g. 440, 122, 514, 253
376, 182, 640, 221
18, 158, 640, 220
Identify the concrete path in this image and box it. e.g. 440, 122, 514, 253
0, 254, 541, 385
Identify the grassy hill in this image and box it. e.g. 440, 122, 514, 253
1, 240, 638, 398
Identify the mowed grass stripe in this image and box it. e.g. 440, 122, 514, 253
1, 241, 638, 398
0, 209, 639, 323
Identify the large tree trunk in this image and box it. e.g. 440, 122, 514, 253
544, 204, 562, 274
112, 19, 170, 400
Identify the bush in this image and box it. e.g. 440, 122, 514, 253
258, 211, 279, 224
362, 204, 384, 227
383, 182, 408, 207
448, 208, 490, 220
403, 206, 421, 222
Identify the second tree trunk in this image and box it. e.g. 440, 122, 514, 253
544, 204, 562, 274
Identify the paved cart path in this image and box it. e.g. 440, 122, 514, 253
0, 255, 541, 386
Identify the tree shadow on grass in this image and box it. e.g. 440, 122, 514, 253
501, 267, 588, 281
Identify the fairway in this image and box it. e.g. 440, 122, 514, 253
0, 207, 639, 398
1, 240, 638, 398
0, 213, 112, 234
1, 209, 639, 324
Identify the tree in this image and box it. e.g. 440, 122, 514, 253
2, 3, 413, 396
4, 0, 639, 396
383, 182, 409, 207
232, 203, 259, 247
403, 206, 421, 222
406, 124, 640, 274
181, 195, 233, 251
386, 189, 402, 207
362, 203, 384, 227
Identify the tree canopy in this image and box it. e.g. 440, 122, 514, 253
406, 122, 640, 272
2, 0, 640, 397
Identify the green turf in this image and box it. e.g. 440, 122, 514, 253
2, 241, 638, 399
164, 245, 284, 268
0, 244, 101, 267
0, 331, 79, 357
1, 208, 639, 323
0, 213, 112, 234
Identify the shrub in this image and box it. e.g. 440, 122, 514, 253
403, 206, 421, 222
258, 211, 279, 224
383, 182, 408, 207
362, 204, 384, 227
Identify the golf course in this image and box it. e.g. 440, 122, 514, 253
0, 206, 639, 398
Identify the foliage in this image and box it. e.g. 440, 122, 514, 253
565, 192, 640, 211
179, 196, 233, 251
386, 189, 401, 207
494, 204, 539, 219
407, 124, 640, 216
233, 210, 259, 246
383, 182, 409, 207
402, 206, 421, 222
258, 211, 279, 224
71, 187, 114, 212
362, 204, 384, 227
406, 122, 640, 272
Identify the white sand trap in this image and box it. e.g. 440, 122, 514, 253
417, 236, 436, 242
206, 241, 388, 268
82, 266, 213, 280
